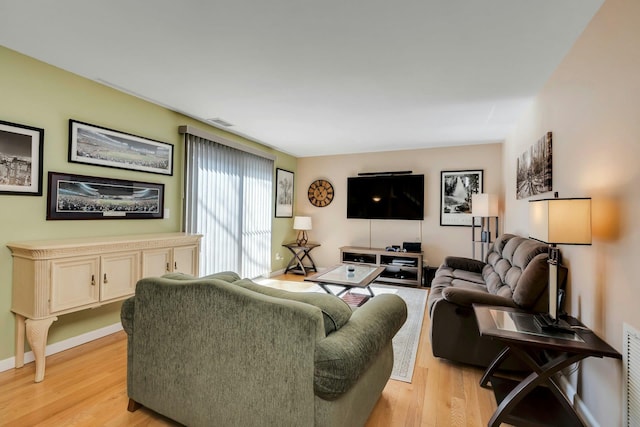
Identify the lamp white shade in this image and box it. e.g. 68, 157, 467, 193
529, 198, 592, 245
471, 193, 499, 217
293, 216, 312, 230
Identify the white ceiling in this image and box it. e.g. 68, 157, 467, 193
0, 0, 604, 157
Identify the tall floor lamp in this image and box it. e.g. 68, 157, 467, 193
528, 195, 591, 333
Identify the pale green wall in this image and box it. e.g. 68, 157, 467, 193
0, 46, 296, 361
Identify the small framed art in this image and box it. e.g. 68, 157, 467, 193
275, 168, 294, 218
440, 169, 483, 226
0, 120, 44, 196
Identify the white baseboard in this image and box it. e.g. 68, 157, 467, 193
0, 322, 123, 373
269, 268, 285, 277
558, 373, 598, 427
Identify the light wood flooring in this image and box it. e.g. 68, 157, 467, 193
0, 274, 498, 426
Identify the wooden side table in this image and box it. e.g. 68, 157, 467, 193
282, 242, 320, 275
473, 305, 621, 427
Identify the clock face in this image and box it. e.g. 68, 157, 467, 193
308, 179, 334, 207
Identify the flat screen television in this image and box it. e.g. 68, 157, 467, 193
347, 174, 424, 220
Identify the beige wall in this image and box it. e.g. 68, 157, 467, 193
293, 143, 503, 270
0, 46, 296, 361
503, 0, 639, 424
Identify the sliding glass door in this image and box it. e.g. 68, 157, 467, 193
184, 132, 273, 278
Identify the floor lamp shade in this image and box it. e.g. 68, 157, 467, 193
293, 216, 312, 246
529, 197, 592, 325
471, 193, 499, 217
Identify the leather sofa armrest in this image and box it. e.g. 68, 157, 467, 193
442, 287, 517, 308
443, 256, 486, 273
314, 294, 407, 400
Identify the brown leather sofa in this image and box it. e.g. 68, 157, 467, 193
427, 234, 565, 369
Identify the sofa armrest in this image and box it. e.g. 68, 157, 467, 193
120, 297, 135, 335
442, 287, 517, 308
314, 294, 407, 400
443, 256, 486, 273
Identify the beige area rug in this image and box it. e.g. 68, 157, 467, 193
255, 278, 428, 383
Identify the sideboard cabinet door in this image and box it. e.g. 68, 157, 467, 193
50, 257, 100, 313
173, 245, 198, 276
141, 248, 172, 278
101, 252, 140, 302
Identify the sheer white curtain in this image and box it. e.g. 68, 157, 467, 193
183, 130, 273, 278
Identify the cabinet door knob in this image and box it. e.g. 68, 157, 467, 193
103, 273, 108, 284
91, 275, 95, 286
174, 262, 178, 271
166, 262, 170, 272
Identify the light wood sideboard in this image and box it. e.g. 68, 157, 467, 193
8, 232, 202, 382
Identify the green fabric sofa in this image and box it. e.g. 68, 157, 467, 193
121, 272, 407, 427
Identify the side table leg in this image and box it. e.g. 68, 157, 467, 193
488, 352, 585, 427
25, 316, 57, 382
480, 346, 511, 388
14, 314, 26, 368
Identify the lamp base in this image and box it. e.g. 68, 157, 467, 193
295, 230, 308, 246
533, 313, 575, 334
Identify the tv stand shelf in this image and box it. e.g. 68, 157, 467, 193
340, 246, 423, 287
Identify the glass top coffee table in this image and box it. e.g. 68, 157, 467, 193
304, 264, 385, 297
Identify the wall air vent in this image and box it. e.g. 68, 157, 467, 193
207, 118, 234, 127
624, 323, 640, 427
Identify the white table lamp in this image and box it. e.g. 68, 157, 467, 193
293, 216, 312, 246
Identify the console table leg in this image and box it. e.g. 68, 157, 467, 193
14, 314, 26, 368
25, 316, 57, 382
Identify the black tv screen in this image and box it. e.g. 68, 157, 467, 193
347, 174, 424, 220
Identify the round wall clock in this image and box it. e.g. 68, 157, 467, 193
308, 179, 334, 207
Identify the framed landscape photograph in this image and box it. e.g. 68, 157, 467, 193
440, 169, 483, 226
0, 120, 44, 196
47, 172, 164, 220
275, 168, 294, 218
516, 131, 552, 199
69, 120, 173, 175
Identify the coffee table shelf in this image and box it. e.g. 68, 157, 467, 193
340, 246, 424, 287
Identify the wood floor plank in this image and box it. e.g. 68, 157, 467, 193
0, 275, 497, 426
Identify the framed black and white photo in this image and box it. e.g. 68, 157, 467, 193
47, 172, 164, 220
440, 169, 483, 226
275, 168, 294, 218
69, 120, 173, 175
516, 131, 552, 199
0, 120, 44, 196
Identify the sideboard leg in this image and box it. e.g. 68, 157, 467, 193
15, 314, 26, 368
25, 316, 57, 382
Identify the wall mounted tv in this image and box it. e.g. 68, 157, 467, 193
347, 174, 424, 220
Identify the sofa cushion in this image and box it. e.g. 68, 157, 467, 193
482, 235, 549, 307
232, 279, 352, 335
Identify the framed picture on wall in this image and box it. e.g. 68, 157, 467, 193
440, 169, 483, 226
68, 120, 174, 175
47, 172, 164, 220
516, 131, 552, 199
275, 168, 294, 218
0, 120, 44, 196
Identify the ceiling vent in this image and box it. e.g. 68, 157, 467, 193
207, 118, 234, 127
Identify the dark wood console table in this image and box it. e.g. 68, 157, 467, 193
282, 242, 320, 275
473, 305, 621, 427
